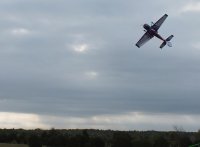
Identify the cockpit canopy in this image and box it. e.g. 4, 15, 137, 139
143, 24, 151, 31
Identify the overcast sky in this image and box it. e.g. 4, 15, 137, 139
0, 0, 200, 131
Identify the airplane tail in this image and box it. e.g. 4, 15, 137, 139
160, 35, 174, 49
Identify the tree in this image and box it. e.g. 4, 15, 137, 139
153, 136, 169, 147
112, 132, 132, 147
90, 137, 105, 147
28, 134, 42, 147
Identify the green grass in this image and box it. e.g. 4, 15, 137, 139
0, 143, 47, 147
0, 143, 28, 147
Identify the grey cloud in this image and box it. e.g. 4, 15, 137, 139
0, 0, 199, 130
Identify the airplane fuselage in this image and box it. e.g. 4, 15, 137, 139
143, 24, 165, 42
136, 14, 173, 48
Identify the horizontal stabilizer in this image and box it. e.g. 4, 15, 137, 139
166, 35, 174, 41
160, 41, 166, 49
160, 35, 174, 49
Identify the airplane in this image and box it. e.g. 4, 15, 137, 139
136, 14, 174, 49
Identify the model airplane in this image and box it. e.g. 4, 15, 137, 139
136, 14, 174, 49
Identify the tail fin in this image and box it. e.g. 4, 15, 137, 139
160, 35, 174, 49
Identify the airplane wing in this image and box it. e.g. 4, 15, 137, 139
136, 31, 154, 48
152, 14, 168, 31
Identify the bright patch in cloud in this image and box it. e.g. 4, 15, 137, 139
72, 44, 89, 53
181, 2, 200, 13
85, 71, 98, 79
0, 112, 49, 129
11, 28, 30, 36
1, 112, 200, 131
192, 42, 200, 49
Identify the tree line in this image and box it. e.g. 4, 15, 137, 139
0, 128, 199, 147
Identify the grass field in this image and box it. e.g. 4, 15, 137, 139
0, 143, 28, 147
0, 143, 47, 147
